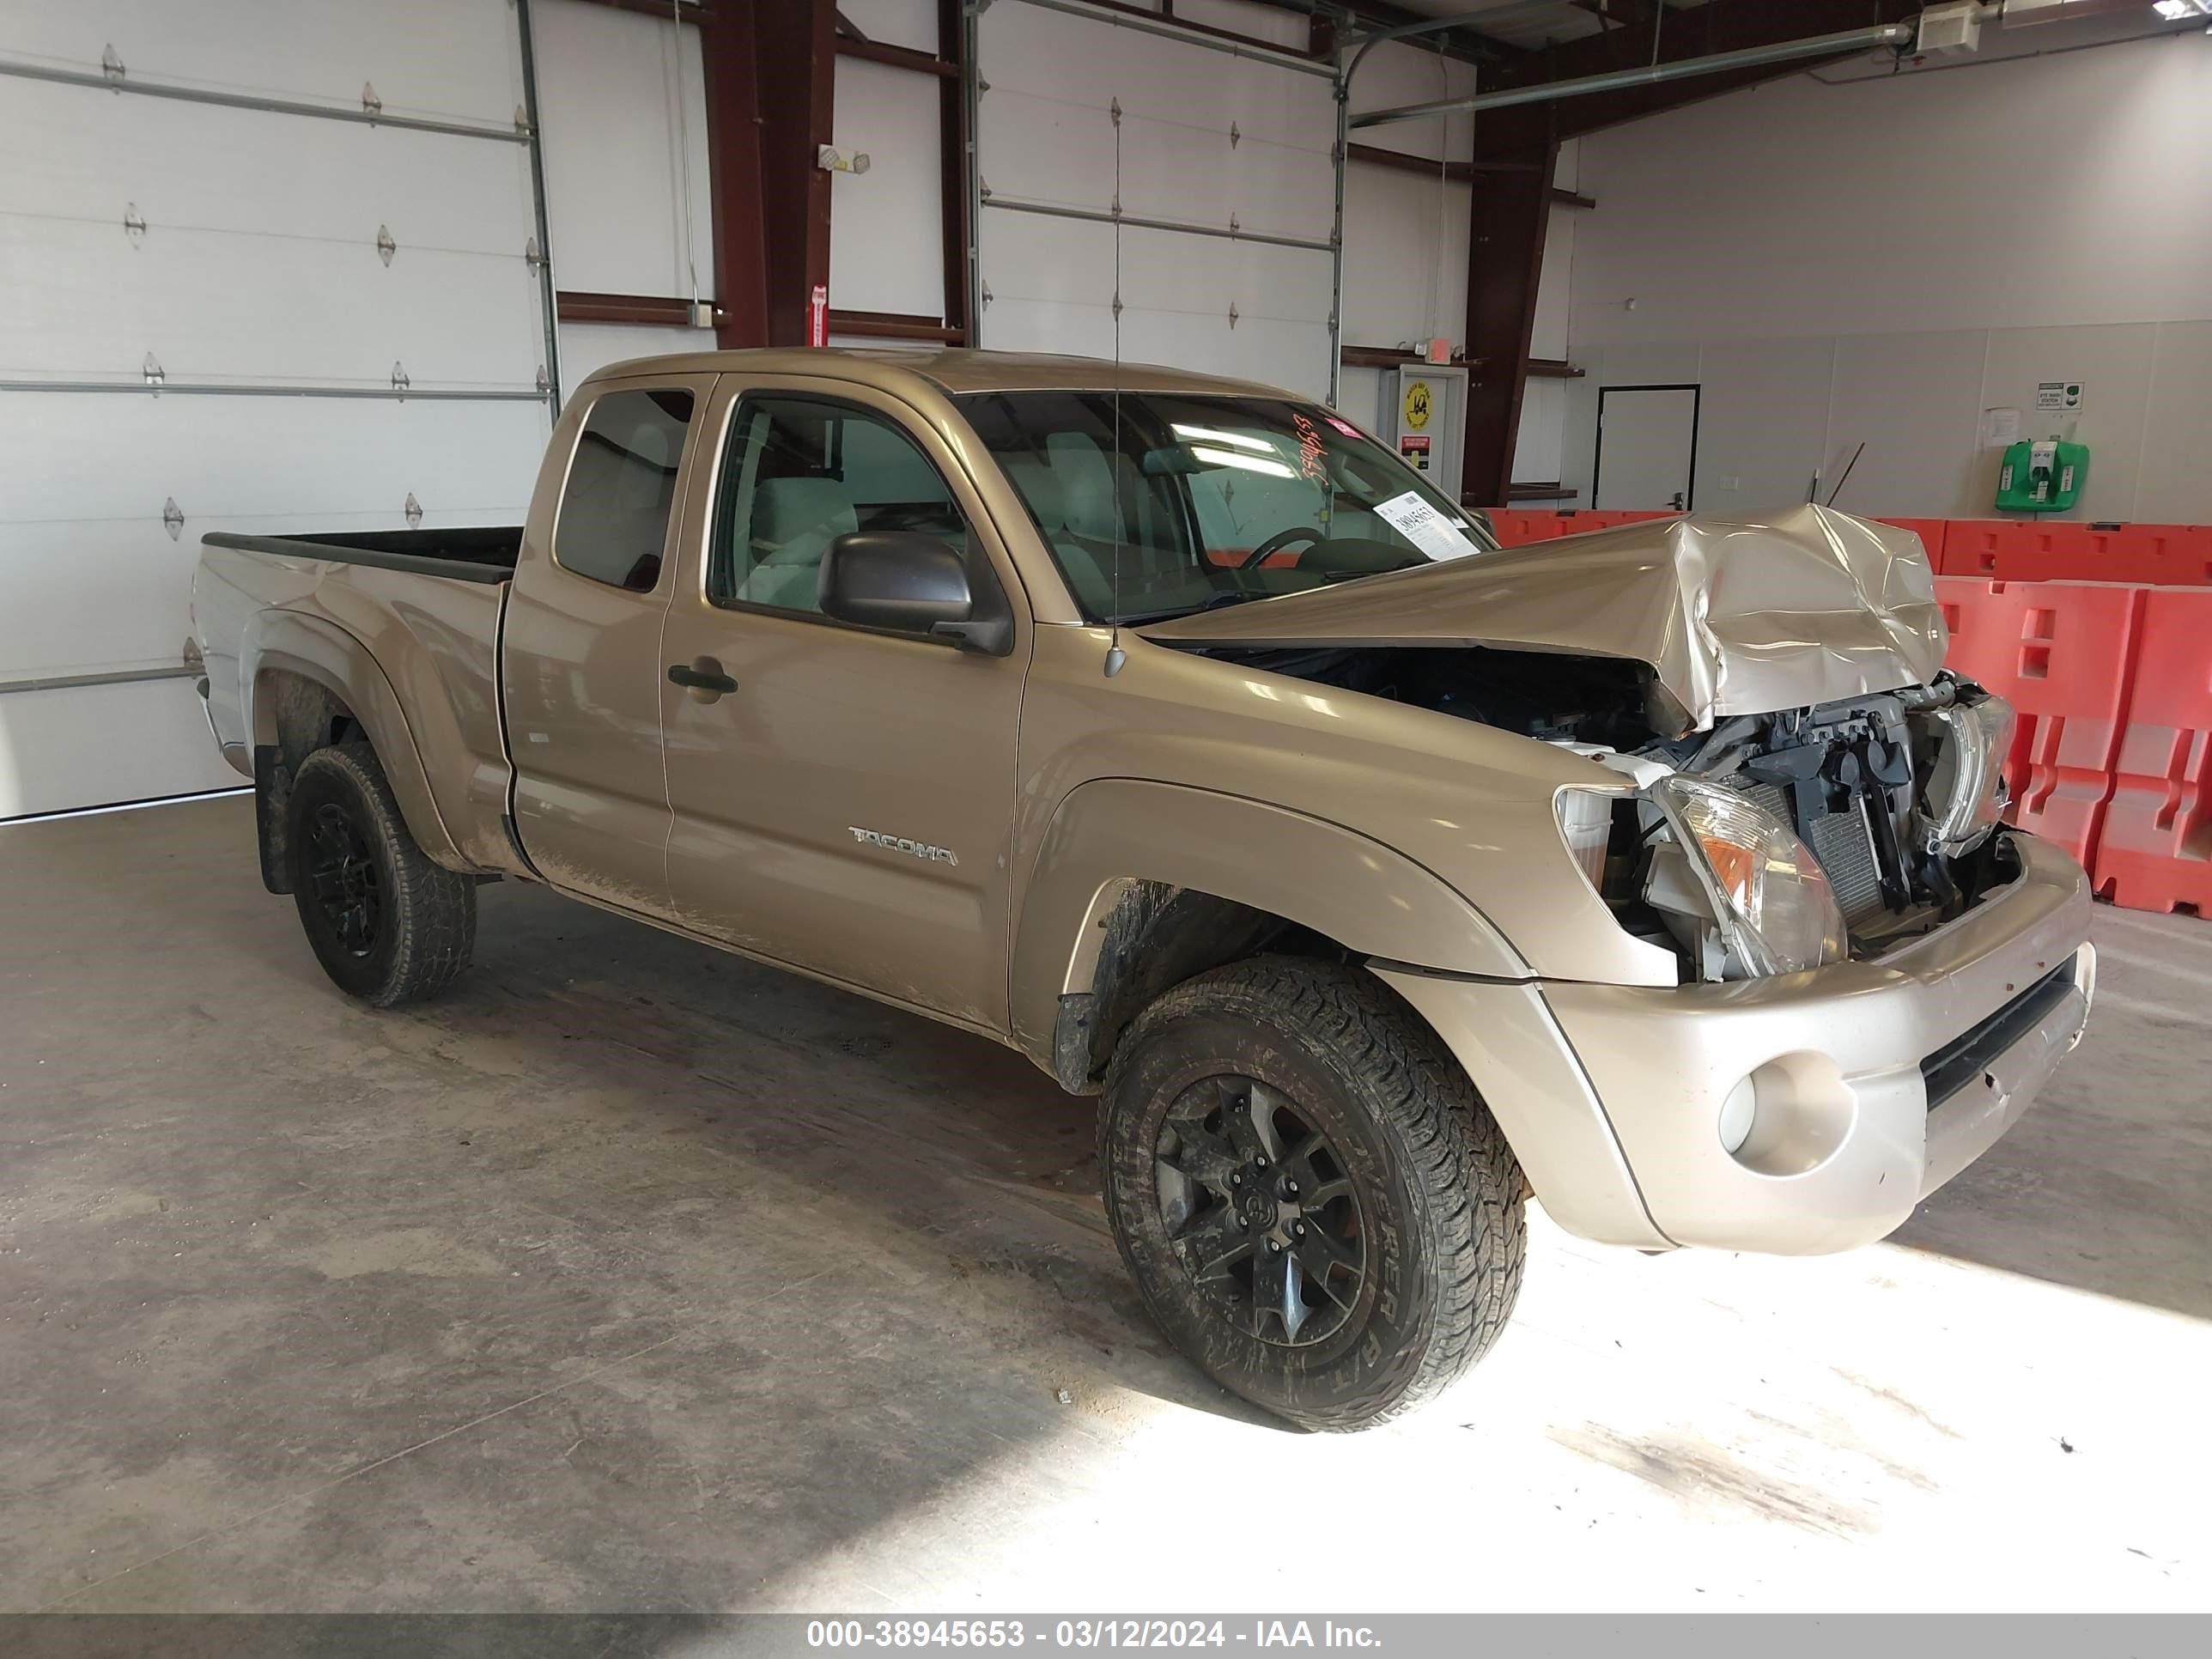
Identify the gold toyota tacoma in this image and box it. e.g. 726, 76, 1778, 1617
192, 349, 2094, 1431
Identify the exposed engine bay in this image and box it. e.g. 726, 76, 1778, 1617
1188, 641, 2018, 982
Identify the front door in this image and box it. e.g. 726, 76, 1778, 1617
503, 375, 713, 911
657, 377, 1030, 1032
1594, 384, 1699, 511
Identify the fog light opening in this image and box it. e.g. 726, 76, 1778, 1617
1719, 1054, 1858, 1177
1717, 1077, 1758, 1155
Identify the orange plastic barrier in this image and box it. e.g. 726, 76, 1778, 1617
1553, 510, 1678, 532
1939, 520, 2212, 586
2092, 587, 2212, 915
1486, 510, 1565, 547
1936, 578, 2146, 869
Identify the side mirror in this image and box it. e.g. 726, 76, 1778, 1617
818, 532, 1011, 654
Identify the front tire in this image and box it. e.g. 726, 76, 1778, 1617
1099, 958, 1524, 1431
285, 741, 475, 1006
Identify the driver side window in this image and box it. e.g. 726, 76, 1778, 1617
708, 396, 969, 617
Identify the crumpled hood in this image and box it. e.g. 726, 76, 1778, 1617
1137, 503, 1947, 733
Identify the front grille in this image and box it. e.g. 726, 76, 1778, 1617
1723, 777, 1887, 927
1918, 958, 2078, 1111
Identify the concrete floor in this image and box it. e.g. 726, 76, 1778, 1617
2, 794, 2206, 1613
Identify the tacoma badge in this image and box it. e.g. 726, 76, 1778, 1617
848, 825, 957, 866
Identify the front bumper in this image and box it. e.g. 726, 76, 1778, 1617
1376, 833, 2094, 1255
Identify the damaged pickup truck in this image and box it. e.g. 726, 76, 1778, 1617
192, 349, 2094, 1431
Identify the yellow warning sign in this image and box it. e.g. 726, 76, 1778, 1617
1403, 380, 1431, 431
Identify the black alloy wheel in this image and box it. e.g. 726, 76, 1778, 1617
1154, 1075, 1364, 1346
304, 798, 384, 957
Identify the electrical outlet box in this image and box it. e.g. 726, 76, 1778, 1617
1917, 1, 1992, 53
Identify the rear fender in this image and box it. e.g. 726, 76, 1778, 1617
244, 611, 465, 874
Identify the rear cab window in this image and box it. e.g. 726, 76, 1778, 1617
553, 387, 696, 592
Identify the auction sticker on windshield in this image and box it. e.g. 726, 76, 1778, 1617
1374, 490, 1480, 562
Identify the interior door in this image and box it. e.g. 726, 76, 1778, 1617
657, 377, 1030, 1031
502, 374, 712, 913
1595, 385, 1700, 511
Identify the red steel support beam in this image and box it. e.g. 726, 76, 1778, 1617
938, 0, 970, 344
835, 34, 956, 77
702, 10, 766, 345
557, 291, 708, 327
1460, 141, 1558, 508
753, 0, 837, 347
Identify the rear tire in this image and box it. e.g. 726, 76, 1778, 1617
1099, 958, 1524, 1431
285, 741, 475, 1006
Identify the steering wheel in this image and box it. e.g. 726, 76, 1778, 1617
1238, 526, 1326, 570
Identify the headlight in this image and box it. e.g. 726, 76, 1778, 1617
1650, 775, 1849, 975
1922, 693, 2014, 852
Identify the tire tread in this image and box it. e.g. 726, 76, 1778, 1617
1101, 956, 1525, 1431
289, 742, 475, 1006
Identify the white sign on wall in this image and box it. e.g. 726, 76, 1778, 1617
2035, 380, 2084, 413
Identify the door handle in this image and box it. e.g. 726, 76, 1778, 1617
667, 658, 738, 700
1668, 491, 1687, 511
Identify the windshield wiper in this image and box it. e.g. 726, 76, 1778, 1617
1110, 591, 1262, 626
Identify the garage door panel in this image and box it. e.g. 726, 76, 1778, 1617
979, 297, 1120, 363
0, 396, 547, 526
978, 3, 1336, 398
0, 80, 535, 258
1, 507, 527, 684
0, 218, 541, 387
979, 88, 1110, 213
980, 212, 1116, 309
1115, 228, 1331, 323
2, 0, 524, 127
0, 1, 544, 814
1116, 118, 1330, 241
0, 678, 246, 820
1118, 113, 1231, 228
979, 2, 1327, 150
0, 520, 210, 678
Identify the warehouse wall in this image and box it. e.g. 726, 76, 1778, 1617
1535, 27, 2212, 520
534, 0, 717, 382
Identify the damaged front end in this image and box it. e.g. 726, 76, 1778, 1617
1142, 506, 2022, 984
1558, 678, 2018, 981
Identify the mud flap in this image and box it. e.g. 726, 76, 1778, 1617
254, 744, 292, 894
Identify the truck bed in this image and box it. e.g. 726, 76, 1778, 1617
194, 530, 519, 876
200, 527, 521, 585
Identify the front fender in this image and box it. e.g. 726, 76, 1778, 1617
243, 610, 465, 872
1007, 778, 1528, 1059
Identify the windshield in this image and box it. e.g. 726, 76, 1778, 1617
953, 390, 1500, 624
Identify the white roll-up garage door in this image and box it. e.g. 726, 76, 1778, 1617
0, 0, 553, 818
975, 0, 1340, 400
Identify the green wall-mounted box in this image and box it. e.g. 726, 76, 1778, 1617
1995, 438, 2087, 513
